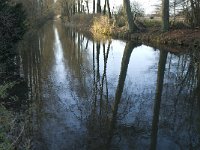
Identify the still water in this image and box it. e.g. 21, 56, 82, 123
18, 20, 200, 150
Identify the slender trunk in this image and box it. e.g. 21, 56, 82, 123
162, 0, 169, 32
150, 51, 168, 150
96, 42, 100, 82
78, 0, 81, 13
93, 0, 96, 13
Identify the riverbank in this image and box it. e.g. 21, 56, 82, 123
64, 14, 200, 51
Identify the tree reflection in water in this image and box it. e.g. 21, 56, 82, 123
18, 21, 200, 149
150, 50, 168, 150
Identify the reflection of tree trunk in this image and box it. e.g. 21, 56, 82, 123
85, 40, 89, 49
150, 50, 168, 150
107, 41, 140, 147
96, 42, 100, 82
100, 43, 106, 115
105, 41, 111, 111
197, 61, 200, 108
78, 34, 81, 65
100, 42, 111, 115
93, 42, 97, 112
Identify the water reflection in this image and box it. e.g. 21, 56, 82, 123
19, 20, 200, 149
150, 50, 168, 150
107, 41, 141, 148
53, 26, 66, 83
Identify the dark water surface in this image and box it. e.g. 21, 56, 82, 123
18, 21, 200, 150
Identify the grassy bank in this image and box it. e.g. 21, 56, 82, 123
63, 14, 200, 51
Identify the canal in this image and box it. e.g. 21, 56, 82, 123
18, 20, 200, 150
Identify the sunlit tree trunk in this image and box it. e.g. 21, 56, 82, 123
150, 50, 168, 150
162, 0, 169, 32
123, 0, 138, 33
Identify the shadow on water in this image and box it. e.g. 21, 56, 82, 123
18, 20, 200, 150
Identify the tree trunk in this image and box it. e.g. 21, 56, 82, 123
85, 0, 89, 14
162, 0, 169, 32
190, 0, 200, 27
123, 0, 138, 33
78, 0, 81, 13
103, 0, 106, 15
93, 0, 95, 13
97, 0, 101, 13
106, 0, 112, 18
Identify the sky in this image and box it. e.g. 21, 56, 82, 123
94, 0, 159, 15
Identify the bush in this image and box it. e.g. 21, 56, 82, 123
0, 2, 29, 149
91, 15, 112, 35
0, 1, 27, 62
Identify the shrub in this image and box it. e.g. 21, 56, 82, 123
91, 15, 112, 35
0, 1, 27, 62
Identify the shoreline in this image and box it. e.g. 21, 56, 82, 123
62, 15, 200, 52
